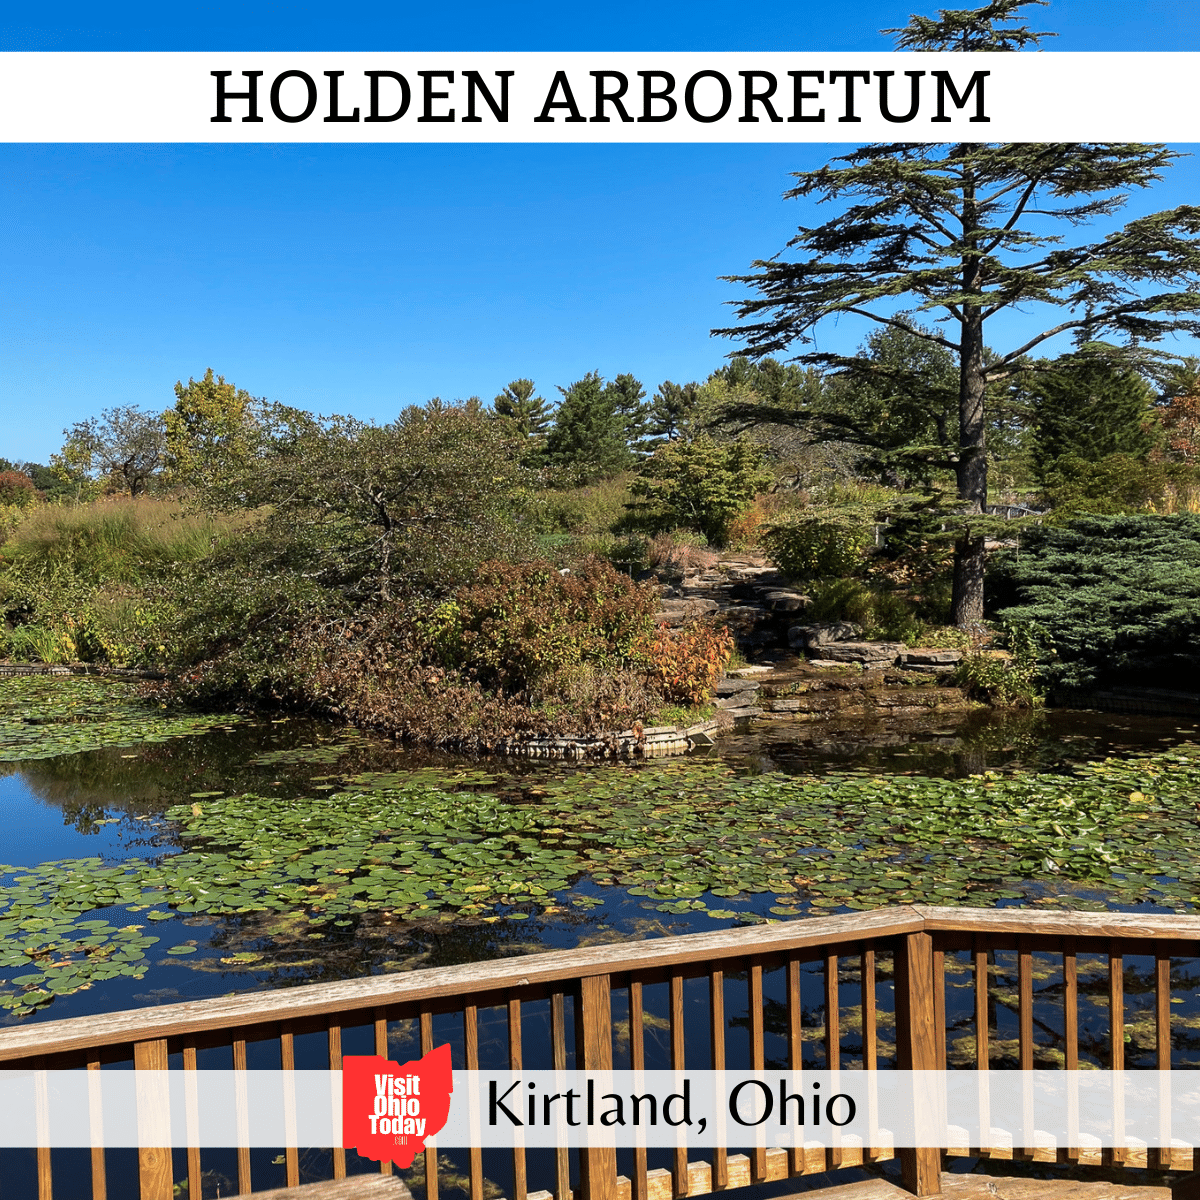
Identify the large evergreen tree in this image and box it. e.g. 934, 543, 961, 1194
1027, 353, 1157, 481
715, 0, 1200, 626
543, 371, 633, 480
493, 378, 552, 439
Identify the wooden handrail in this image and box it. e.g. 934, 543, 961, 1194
4, 904, 1198, 1200
0, 907, 923, 1061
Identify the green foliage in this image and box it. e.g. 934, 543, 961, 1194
165, 367, 260, 490
492, 379, 552, 439
543, 372, 635, 481
627, 436, 772, 545
1040, 453, 1190, 519
762, 516, 871, 580
55, 405, 167, 498
0, 499, 232, 666
1027, 353, 1159, 482
435, 558, 658, 692
818, 323, 961, 486
643, 380, 702, 444
885, 0, 1054, 50
953, 622, 1048, 707
803, 578, 925, 644
995, 513, 1200, 689
198, 401, 534, 603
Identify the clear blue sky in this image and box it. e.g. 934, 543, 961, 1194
3, 0, 1200, 463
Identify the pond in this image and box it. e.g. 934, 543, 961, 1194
3, 674, 1200, 1026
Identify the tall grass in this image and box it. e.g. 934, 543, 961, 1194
3, 497, 242, 585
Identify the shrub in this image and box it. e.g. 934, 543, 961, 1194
761, 517, 871, 580
627, 437, 772, 546
994, 513, 1200, 690
441, 558, 658, 693
805, 578, 924, 644
0, 471, 37, 508
953, 622, 1047, 707
634, 617, 734, 705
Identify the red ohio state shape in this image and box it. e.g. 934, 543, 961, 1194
343, 1044, 454, 1168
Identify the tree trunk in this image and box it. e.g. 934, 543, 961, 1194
951, 165, 988, 628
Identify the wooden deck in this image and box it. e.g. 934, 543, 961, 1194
3, 905, 1198, 1200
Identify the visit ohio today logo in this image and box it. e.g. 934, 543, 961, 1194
342, 1045, 454, 1168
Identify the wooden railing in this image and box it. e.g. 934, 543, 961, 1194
1, 905, 1197, 1200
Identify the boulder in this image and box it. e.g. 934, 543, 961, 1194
715, 677, 761, 696
817, 641, 905, 667
759, 589, 811, 613
902, 648, 964, 668
787, 621, 863, 650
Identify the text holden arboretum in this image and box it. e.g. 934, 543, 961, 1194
210, 68, 990, 125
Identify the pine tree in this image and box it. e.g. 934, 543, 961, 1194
493, 378, 552, 439
604, 373, 648, 451
1027, 353, 1157, 481
715, 0, 1200, 626
644, 380, 703, 443
543, 371, 633, 480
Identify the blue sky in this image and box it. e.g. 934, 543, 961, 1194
4, 0, 1200, 463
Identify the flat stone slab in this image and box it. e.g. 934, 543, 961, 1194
715, 677, 762, 695
788, 621, 863, 649
818, 641, 905, 666
903, 648, 964, 666
722, 705, 763, 719
759, 589, 810, 612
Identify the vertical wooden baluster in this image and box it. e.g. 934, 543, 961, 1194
1153, 953, 1172, 1170
421, 1011, 440, 1200
670, 974, 688, 1197
630, 981, 648, 1200
825, 954, 843, 1170
465, 1005, 484, 1200
88, 1055, 108, 1200
281, 1025, 300, 1188
1017, 937, 1033, 1161
894, 933, 942, 1197
328, 1020, 346, 1180
32, 1055, 52, 1200
233, 1037, 252, 1194
579, 976, 617, 1200
1107, 942, 1126, 1168
786, 957, 803, 1175
973, 937, 990, 1160
133, 1039, 173, 1200
509, 996, 528, 1200
862, 944, 880, 1164
181, 1042, 200, 1200
710, 969, 728, 1189
551, 991, 571, 1200
1062, 940, 1079, 1164
932, 947, 946, 1072
973, 937, 989, 1072
749, 961, 766, 1183
369, 1008, 393, 1176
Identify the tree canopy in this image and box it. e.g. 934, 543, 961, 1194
717, 1, 1200, 625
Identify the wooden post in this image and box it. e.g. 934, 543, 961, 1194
894, 933, 942, 1197
578, 974, 617, 1200
133, 1038, 173, 1200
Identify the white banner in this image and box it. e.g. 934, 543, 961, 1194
1, 1070, 1198, 1149
0, 52, 1198, 142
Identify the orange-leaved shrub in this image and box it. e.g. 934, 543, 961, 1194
634, 616, 734, 705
